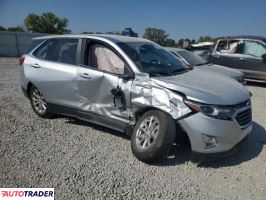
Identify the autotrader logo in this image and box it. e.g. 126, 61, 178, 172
0, 188, 54, 199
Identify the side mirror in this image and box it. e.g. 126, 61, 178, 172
119, 73, 134, 80
262, 54, 266, 60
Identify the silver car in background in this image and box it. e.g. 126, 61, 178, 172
20, 35, 252, 162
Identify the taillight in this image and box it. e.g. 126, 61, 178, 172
19, 56, 25, 65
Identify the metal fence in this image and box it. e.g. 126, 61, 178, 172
0, 31, 48, 57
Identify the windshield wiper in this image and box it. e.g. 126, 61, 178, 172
170, 69, 186, 75
149, 71, 172, 77
195, 62, 208, 66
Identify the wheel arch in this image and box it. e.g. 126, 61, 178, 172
27, 82, 34, 97
134, 106, 191, 149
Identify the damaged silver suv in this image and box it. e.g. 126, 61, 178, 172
20, 35, 253, 162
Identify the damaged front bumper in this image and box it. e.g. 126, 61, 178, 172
178, 112, 252, 157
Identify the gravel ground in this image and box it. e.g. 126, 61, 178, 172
0, 57, 266, 200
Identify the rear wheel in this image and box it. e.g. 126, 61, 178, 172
131, 110, 176, 162
29, 86, 53, 118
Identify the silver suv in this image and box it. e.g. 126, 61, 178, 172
20, 35, 253, 162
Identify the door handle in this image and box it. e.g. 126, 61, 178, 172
80, 73, 91, 79
240, 57, 247, 61
30, 63, 41, 68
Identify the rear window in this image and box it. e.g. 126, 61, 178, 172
32, 38, 78, 65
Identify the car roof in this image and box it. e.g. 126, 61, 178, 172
227, 35, 266, 43
33, 34, 151, 43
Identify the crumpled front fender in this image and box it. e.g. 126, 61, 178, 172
130, 76, 191, 121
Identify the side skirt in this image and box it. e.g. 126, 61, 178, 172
48, 103, 129, 133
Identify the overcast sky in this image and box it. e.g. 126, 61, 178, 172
0, 0, 265, 40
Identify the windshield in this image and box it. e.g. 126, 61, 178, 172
117, 42, 187, 77
177, 50, 207, 66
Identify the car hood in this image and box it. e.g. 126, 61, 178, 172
195, 63, 243, 79
151, 69, 250, 105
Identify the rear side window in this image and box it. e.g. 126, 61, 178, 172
32, 38, 78, 65
27, 39, 45, 53
46, 38, 78, 65
32, 40, 48, 59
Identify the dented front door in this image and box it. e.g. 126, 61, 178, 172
77, 65, 132, 123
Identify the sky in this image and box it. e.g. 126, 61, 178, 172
0, 0, 265, 40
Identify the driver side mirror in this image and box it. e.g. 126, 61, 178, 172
262, 54, 266, 60
119, 73, 133, 80
119, 68, 134, 80
118, 65, 134, 80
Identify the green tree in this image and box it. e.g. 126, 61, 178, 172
81, 31, 94, 34
143, 27, 169, 45
185, 38, 191, 43
106, 31, 122, 35
7, 26, 25, 32
163, 39, 176, 47
177, 39, 184, 47
198, 36, 214, 43
130, 29, 138, 37
24, 12, 70, 34
0, 26, 6, 31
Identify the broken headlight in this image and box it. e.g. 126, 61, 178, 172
184, 100, 234, 120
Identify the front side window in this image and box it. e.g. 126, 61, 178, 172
87, 43, 125, 75
46, 38, 78, 65
243, 41, 266, 58
216, 40, 242, 54
117, 42, 187, 77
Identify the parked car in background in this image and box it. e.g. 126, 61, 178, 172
166, 47, 246, 84
20, 35, 252, 162
210, 36, 266, 82
187, 42, 214, 62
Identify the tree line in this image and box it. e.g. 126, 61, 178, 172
0, 12, 223, 47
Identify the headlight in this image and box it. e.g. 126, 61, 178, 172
184, 100, 233, 120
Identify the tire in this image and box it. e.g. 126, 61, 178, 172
131, 110, 176, 162
29, 86, 53, 118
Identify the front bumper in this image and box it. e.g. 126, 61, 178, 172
191, 135, 249, 162
178, 112, 252, 155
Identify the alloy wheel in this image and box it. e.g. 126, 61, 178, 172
32, 89, 47, 114
135, 115, 160, 149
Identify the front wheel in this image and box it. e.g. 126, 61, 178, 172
131, 110, 176, 162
